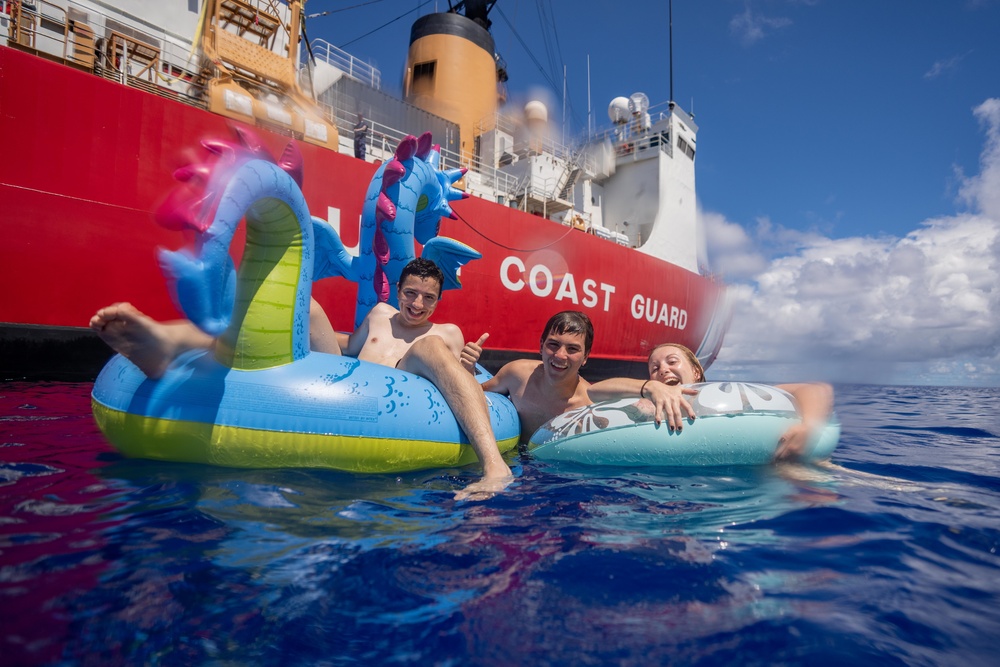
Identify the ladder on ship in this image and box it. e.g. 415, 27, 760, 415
205, 0, 291, 89
196, 0, 338, 149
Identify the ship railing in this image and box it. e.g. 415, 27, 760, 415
590, 103, 680, 163
323, 98, 526, 203
3, 1, 207, 106
476, 110, 585, 165
325, 102, 411, 160
611, 128, 674, 162
4, 0, 90, 66
458, 155, 523, 201
306, 37, 381, 90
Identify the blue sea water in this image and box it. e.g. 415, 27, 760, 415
1, 382, 998, 666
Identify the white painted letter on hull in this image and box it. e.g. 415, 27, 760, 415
630, 293, 687, 330
499, 256, 616, 312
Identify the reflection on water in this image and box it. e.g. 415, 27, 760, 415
1, 382, 998, 665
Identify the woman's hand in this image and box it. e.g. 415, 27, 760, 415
643, 380, 699, 431
775, 422, 814, 460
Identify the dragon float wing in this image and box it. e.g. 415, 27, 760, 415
420, 237, 482, 291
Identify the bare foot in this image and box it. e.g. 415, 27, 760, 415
89, 302, 176, 378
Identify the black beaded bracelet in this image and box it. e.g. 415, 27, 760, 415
640, 380, 650, 399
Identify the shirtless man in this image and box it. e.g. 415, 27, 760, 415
90, 258, 512, 498
480, 311, 695, 439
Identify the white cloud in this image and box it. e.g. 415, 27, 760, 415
700, 209, 768, 279
729, 4, 793, 46
960, 98, 1000, 220
924, 52, 971, 79
707, 99, 1000, 386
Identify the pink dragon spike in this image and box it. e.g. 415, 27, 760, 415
201, 137, 235, 157
155, 191, 213, 233
395, 135, 417, 162
277, 141, 304, 187
232, 125, 275, 162
374, 267, 391, 303
415, 132, 434, 160
382, 159, 406, 188
173, 162, 213, 184
376, 192, 396, 223
372, 229, 389, 264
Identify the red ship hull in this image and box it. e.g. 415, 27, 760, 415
0, 45, 727, 378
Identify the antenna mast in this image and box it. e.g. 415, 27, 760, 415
669, 0, 675, 108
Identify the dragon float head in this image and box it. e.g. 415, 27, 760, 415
412, 133, 469, 244
364, 132, 470, 305
154, 127, 314, 370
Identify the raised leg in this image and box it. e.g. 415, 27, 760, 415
308, 298, 343, 354
398, 336, 513, 498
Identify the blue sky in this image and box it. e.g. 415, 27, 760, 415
309, 0, 1000, 386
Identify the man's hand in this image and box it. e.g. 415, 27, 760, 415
461, 333, 489, 374
454, 458, 513, 501
643, 380, 698, 431
454, 472, 514, 501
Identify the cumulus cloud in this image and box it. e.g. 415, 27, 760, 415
729, 3, 793, 46
707, 99, 1000, 386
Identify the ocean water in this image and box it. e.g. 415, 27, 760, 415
1, 382, 998, 666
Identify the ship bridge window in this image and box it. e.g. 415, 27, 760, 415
677, 136, 695, 160
412, 60, 436, 95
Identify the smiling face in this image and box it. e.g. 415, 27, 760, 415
648, 345, 704, 385
540, 331, 588, 381
396, 275, 442, 327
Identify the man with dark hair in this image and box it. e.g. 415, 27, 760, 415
91, 258, 512, 498
480, 311, 694, 439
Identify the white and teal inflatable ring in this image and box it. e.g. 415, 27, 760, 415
528, 382, 839, 467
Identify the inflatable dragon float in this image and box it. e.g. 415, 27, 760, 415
91, 128, 520, 472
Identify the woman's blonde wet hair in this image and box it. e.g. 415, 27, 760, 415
647, 343, 706, 383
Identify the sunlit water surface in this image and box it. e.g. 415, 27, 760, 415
1, 382, 998, 666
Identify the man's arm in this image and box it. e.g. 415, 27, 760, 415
480, 361, 513, 395
773, 382, 835, 460
588, 377, 698, 431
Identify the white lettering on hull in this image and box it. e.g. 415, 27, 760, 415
499, 255, 687, 330
629, 293, 688, 330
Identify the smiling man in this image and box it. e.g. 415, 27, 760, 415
480, 311, 693, 440
481, 311, 596, 439
337, 260, 511, 489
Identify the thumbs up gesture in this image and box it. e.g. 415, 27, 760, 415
461, 333, 489, 374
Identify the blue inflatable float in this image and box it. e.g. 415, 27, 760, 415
528, 382, 839, 466
91, 129, 519, 472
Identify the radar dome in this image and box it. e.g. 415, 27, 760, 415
524, 100, 548, 124
609, 97, 630, 124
